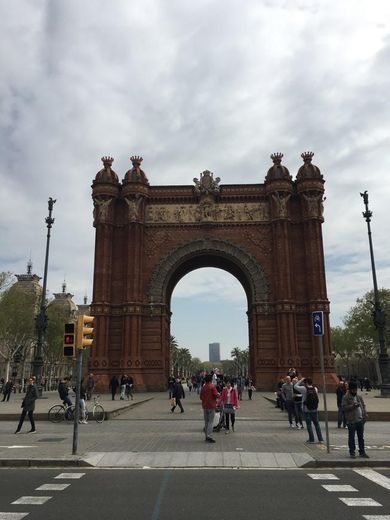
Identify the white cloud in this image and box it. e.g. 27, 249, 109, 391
1, 0, 390, 354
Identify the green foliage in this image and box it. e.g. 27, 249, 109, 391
230, 347, 249, 375
0, 285, 36, 364
44, 306, 69, 364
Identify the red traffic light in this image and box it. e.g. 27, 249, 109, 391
64, 334, 75, 345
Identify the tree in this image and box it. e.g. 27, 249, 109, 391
331, 326, 355, 377
0, 286, 36, 381
44, 306, 72, 387
0, 272, 14, 293
230, 347, 249, 376
335, 288, 390, 383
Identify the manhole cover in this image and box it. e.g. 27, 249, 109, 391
38, 438, 66, 443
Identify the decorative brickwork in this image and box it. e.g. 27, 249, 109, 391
91, 154, 336, 391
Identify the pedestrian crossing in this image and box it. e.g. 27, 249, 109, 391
308, 469, 390, 518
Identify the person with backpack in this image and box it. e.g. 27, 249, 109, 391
294, 377, 323, 444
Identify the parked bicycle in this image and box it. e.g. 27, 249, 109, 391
48, 395, 105, 423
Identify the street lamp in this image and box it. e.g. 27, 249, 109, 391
32, 197, 56, 396
360, 191, 390, 396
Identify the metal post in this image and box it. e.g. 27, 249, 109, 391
360, 191, 390, 395
32, 197, 56, 397
318, 336, 330, 453
72, 348, 83, 455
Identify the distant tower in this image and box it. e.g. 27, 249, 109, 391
209, 343, 221, 362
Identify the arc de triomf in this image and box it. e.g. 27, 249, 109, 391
90, 152, 335, 391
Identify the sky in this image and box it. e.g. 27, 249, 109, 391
1, 0, 390, 361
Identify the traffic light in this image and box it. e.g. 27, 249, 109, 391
63, 323, 75, 357
76, 315, 94, 349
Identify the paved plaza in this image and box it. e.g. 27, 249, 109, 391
0, 388, 389, 468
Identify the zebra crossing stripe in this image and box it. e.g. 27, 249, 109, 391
36, 483, 70, 491
0, 514, 29, 519
307, 473, 339, 480
11, 496, 51, 505
54, 473, 85, 479
339, 498, 382, 507
354, 469, 390, 491
363, 516, 390, 519
322, 485, 357, 492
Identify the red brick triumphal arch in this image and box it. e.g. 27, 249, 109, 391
90, 152, 336, 391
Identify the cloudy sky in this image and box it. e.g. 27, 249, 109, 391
1, 0, 390, 361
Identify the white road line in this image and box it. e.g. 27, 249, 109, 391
339, 498, 382, 507
0, 514, 29, 519
363, 516, 390, 519
11, 496, 52, 505
54, 473, 85, 479
363, 516, 390, 520
322, 485, 358, 492
36, 483, 70, 491
307, 473, 339, 480
354, 469, 390, 491
0, 446, 36, 449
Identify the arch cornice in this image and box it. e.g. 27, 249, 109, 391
148, 237, 269, 305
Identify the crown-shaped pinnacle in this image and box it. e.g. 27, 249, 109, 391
270, 153, 284, 165
301, 151, 314, 163
101, 156, 114, 167
130, 156, 143, 165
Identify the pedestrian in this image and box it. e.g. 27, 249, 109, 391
336, 380, 347, 428
294, 377, 324, 443
219, 380, 239, 433
187, 377, 193, 393
276, 377, 285, 410
109, 375, 120, 400
168, 375, 175, 399
15, 377, 38, 434
200, 373, 220, 443
2, 380, 14, 402
292, 377, 304, 429
58, 377, 72, 407
236, 375, 244, 401
247, 376, 254, 400
86, 373, 95, 401
282, 376, 299, 428
171, 378, 185, 413
125, 375, 134, 400
79, 379, 88, 424
120, 375, 127, 400
342, 381, 369, 459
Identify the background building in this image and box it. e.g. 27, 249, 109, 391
209, 342, 221, 362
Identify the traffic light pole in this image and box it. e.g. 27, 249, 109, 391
72, 348, 83, 455
32, 197, 56, 397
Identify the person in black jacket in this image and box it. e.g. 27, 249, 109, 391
109, 376, 120, 400
58, 377, 72, 407
15, 377, 38, 433
171, 378, 185, 413
336, 380, 347, 428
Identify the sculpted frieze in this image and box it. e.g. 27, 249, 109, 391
146, 202, 269, 224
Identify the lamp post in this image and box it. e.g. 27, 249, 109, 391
32, 197, 56, 397
360, 191, 390, 396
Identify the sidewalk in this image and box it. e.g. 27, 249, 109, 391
0, 389, 388, 469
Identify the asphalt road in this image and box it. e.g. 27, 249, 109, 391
1, 468, 390, 520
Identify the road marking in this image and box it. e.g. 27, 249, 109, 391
363, 516, 390, 520
363, 516, 390, 519
307, 473, 339, 480
151, 470, 172, 520
0, 514, 29, 519
12, 496, 52, 505
322, 485, 358, 492
36, 483, 70, 491
54, 473, 85, 479
354, 469, 390, 491
0, 446, 36, 449
339, 498, 382, 507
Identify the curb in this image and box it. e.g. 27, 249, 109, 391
0, 458, 93, 468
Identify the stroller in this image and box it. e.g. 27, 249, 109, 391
213, 405, 226, 432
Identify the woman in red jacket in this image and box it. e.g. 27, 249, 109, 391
219, 380, 239, 433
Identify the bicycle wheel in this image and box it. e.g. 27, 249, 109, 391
48, 405, 65, 423
93, 404, 105, 423
65, 405, 76, 422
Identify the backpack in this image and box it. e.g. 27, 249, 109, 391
305, 387, 319, 410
